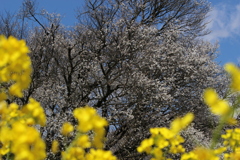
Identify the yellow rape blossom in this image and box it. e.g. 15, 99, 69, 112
10, 122, 46, 160
204, 88, 230, 116
181, 152, 198, 160
0, 35, 47, 159
21, 98, 46, 126
85, 149, 117, 160
225, 63, 240, 91
73, 106, 108, 132
181, 147, 225, 160
75, 135, 91, 148
222, 128, 240, 150
170, 113, 194, 134
158, 127, 175, 139
61, 147, 86, 160
51, 140, 59, 154
0, 92, 7, 101
0, 127, 11, 155
192, 147, 221, 160
61, 122, 74, 136
137, 138, 154, 153
138, 113, 194, 159
0, 35, 32, 98
62, 106, 117, 160
73, 106, 108, 149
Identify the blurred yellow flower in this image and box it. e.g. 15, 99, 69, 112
86, 149, 117, 160
61, 122, 74, 136
181, 152, 198, 160
0, 35, 32, 98
137, 138, 154, 153
10, 122, 46, 160
22, 98, 46, 126
170, 113, 194, 133
225, 63, 240, 91
75, 135, 91, 148
193, 147, 220, 160
204, 88, 230, 116
51, 140, 59, 154
73, 106, 108, 133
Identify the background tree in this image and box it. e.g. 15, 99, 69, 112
1, 0, 229, 159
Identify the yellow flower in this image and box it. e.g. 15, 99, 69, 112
156, 137, 169, 149
75, 135, 91, 148
225, 63, 240, 91
0, 100, 8, 115
0, 35, 32, 98
214, 147, 227, 155
137, 138, 154, 153
204, 88, 230, 116
169, 144, 185, 154
10, 122, 46, 160
9, 102, 19, 118
225, 152, 240, 160
170, 113, 194, 133
73, 106, 96, 132
204, 88, 219, 106
86, 149, 117, 160
73, 106, 108, 132
92, 127, 107, 149
21, 98, 46, 126
212, 100, 230, 116
62, 147, 85, 160
61, 122, 74, 136
151, 147, 163, 159
0, 127, 11, 155
0, 143, 10, 155
51, 140, 59, 153
193, 147, 219, 160
181, 152, 198, 160
0, 92, 7, 101
222, 128, 240, 150
62, 106, 116, 159
150, 128, 161, 136
227, 118, 238, 125
170, 135, 184, 146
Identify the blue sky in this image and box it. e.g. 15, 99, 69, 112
205, 0, 240, 65
1, 0, 239, 66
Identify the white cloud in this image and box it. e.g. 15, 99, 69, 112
204, 3, 240, 42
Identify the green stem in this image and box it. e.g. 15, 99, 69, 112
6, 152, 10, 160
210, 119, 225, 149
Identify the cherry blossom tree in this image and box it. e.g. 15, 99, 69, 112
1, 0, 229, 159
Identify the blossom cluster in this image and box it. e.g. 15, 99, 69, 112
61, 106, 116, 160
137, 113, 194, 159
0, 35, 32, 98
222, 128, 240, 159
